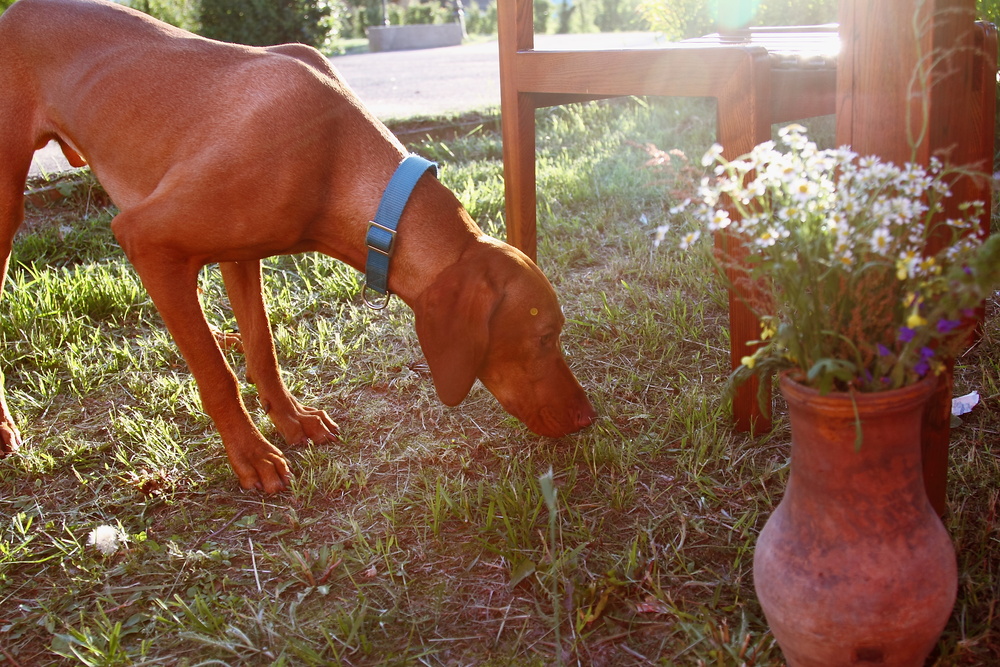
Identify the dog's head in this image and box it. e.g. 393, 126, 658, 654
412, 237, 596, 437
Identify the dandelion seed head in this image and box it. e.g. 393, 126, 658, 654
88, 525, 123, 555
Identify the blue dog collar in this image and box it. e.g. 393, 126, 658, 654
363, 154, 438, 309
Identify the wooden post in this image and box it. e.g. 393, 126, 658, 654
837, 0, 992, 516
836, 0, 935, 163
498, 0, 539, 260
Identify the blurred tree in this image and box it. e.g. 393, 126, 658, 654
638, 0, 836, 40
199, 0, 333, 48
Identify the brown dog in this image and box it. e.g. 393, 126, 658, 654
0, 0, 596, 493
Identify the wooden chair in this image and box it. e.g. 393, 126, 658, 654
498, 0, 839, 432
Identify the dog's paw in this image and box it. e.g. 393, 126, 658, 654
0, 420, 22, 456
293, 406, 340, 445
264, 399, 340, 446
229, 439, 291, 494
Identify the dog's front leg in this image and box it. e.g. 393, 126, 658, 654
219, 260, 339, 445
113, 229, 290, 492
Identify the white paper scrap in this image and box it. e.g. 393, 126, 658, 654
951, 391, 980, 417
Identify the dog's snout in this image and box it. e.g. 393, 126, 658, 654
575, 404, 598, 431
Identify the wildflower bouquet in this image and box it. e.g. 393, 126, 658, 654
670, 124, 1000, 394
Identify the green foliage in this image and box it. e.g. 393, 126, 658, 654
122, 0, 200, 31
337, 0, 486, 40
978, 0, 1000, 24
404, 0, 453, 25
534, 0, 552, 32
198, 0, 334, 48
538, 0, 649, 35
338, 0, 383, 39
752, 0, 837, 26
463, 1, 498, 36
978, 0, 1000, 161
591, 0, 647, 31
639, 0, 836, 40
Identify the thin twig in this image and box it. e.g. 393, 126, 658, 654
0, 647, 25, 667
249, 537, 262, 593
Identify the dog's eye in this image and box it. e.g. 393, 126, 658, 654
540, 333, 557, 348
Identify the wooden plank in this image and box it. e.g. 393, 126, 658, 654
837, 0, 992, 516
512, 48, 765, 100
836, 0, 935, 164
771, 68, 837, 121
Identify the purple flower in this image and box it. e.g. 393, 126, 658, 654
914, 347, 935, 376
877, 343, 892, 357
936, 319, 961, 334
898, 327, 916, 343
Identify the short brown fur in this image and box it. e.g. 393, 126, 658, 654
0, 0, 595, 493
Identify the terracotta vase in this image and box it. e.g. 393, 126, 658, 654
754, 374, 957, 667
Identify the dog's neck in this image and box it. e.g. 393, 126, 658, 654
362, 155, 437, 301
297, 116, 483, 309
310, 166, 480, 309
382, 178, 482, 307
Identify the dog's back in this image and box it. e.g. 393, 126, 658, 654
0, 0, 392, 213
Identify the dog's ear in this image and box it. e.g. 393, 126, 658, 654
413, 263, 500, 406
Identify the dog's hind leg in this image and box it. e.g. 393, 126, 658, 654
219, 260, 339, 445
0, 126, 35, 455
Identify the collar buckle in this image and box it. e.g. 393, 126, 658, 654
366, 219, 397, 258
362, 154, 438, 310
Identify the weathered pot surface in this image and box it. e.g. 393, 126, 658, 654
754, 374, 957, 666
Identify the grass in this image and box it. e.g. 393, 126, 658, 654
1, 98, 998, 665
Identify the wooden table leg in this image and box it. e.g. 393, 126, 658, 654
717, 51, 774, 434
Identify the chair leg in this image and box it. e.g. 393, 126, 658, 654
498, 0, 540, 261
717, 53, 774, 434
500, 95, 539, 261
922, 366, 952, 517
727, 274, 769, 432
922, 21, 997, 518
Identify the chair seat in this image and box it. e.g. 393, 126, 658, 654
692, 26, 839, 71
688, 24, 838, 50
684, 24, 840, 120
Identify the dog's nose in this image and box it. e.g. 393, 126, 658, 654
575, 404, 598, 430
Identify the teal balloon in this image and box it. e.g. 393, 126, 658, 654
712, 0, 760, 32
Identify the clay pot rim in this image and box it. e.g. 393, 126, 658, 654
779, 370, 938, 416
